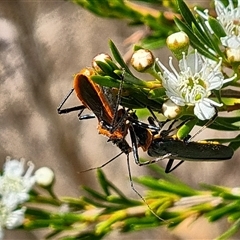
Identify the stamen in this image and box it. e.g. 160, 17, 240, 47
229, 0, 234, 12
182, 52, 187, 71
24, 161, 35, 179
194, 50, 198, 73
156, 58, 178, 82
169, 57, 179, 78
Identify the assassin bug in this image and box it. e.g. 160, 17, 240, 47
58, 68, 234, 174
57, 67, 165, 219
57, 67, 156, 156
133, 117, 234, 173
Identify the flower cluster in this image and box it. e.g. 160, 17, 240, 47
156, 50, 235, 120
214, 0, 240, 49
195, 0, 240, 62
130, 46, 235, 120
0, 157, 36, 239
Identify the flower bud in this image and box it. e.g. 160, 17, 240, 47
226, 48, 240, 63
92, 53, 112, 74
166, 32, 189, 60
35, 167, 54, 187
131, 49, 155, 72
162, 99, 183, 119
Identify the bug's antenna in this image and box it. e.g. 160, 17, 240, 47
80, 151, 124, 173
111, 69, 125, 129
188, 112, 218, 141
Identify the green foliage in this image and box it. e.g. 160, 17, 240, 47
23, 0, 240, 239
72, 0, 178, 49
20, 166, 240, 239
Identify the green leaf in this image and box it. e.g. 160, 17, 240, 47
148, 164, 195, 189
97, 169, 111, 196
116, 70, 162, 89
180, 115, 240, 131
176, 0, 201, 32
208, 16, 226, 39
206, 201, 240, 222
109, 40, 132, 74
123, 216, 160, 232
191, 23, 213, 51
228, 133, 240, 151
148, 88, 166, 100
115, 70, 149, 87
71, 231, 105, 240
229, 211, 240, 221
82, 186, 107, 201
91, 75, 123, 88
174, 18, 218, 60
105, 58, 120, 71
196, 16, 224, 58
95, 61, 119, 79
135, 176, 198, 196
139, 37, 166, 50
25, 208, 51, 219
217, 218, 240, 240
177, 118, 198, 140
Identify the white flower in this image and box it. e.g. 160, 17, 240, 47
0, 203, 26, 240
3, 207, 26, 229
0, 157, 36, 239
156, 51, 235, 120
215, 0, 240, 48
0, 157, 36, 204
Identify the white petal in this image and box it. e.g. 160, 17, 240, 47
194, 100, 216, 120
5, 207, 26, 229
208, 72, 224, 90
185, 52, 203, 74
22, 176, 36, 192
204, 97, 223, 107
170, 96, 186, 106
3, 159, 25, 177
2, 193, 20, 210
14, 193, 30, 204
221, 35, 240, 48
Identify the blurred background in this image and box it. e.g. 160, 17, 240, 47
1, 0, 239, 239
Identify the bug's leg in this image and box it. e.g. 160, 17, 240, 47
147, 107, 168, 129
125, 153, 165, 221
165, 159, 185, 173
131, 118, 160, 132
57, 88, 95, 120
129, 124, 140, 165
57, 88, 87, 114
78, 112, 95, 120
134, 153, 173, 166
